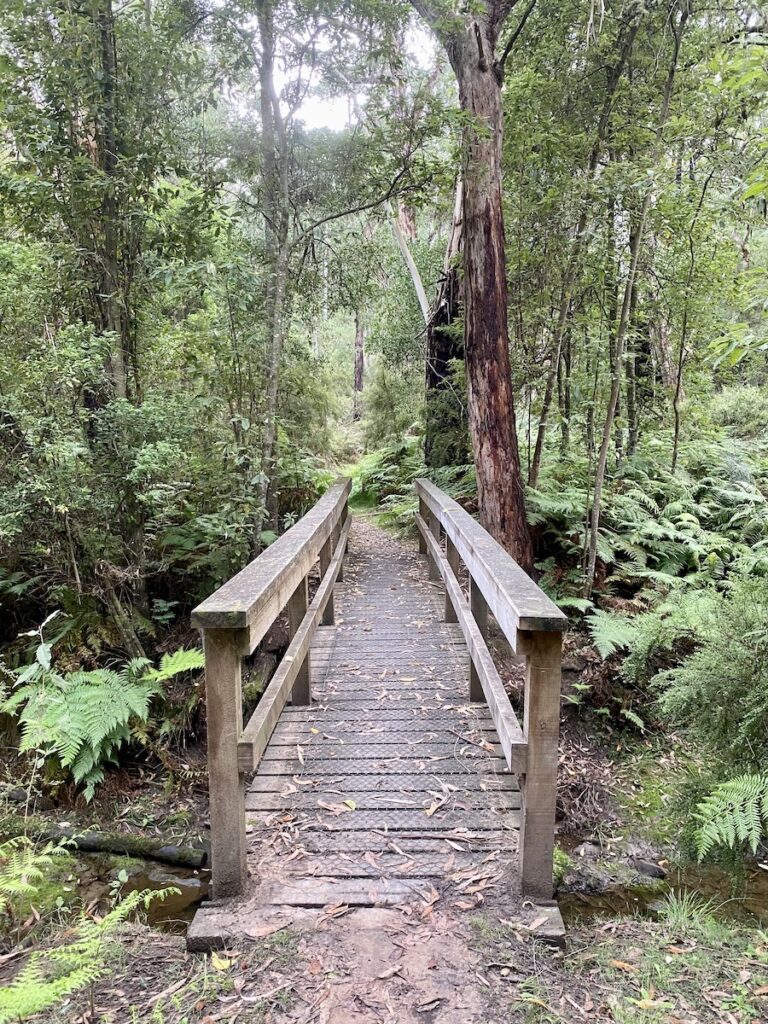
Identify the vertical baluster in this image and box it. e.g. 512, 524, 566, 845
445, 536, 460, 623
469, 578, 488, 701
287, 577, 311, 704
319, 534, 334, 625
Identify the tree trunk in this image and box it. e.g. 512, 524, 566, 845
445, 17, 532, 569
390, 202, 430, 323
96, 0, 127, 401
584, 1, 689, 597
353, 308, 364, 421
425, 182, 468, 468
460, 66, 530, 565
527, 12, 642, 488
254, 0, 290, 550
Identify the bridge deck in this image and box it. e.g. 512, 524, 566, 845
189, 518, 524, 944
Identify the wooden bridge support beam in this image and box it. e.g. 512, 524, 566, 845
445, 537, 459, 623
469, 578, 488, 702
518, 629, 562, 899
203, 628, 248, 898
288, 578, 311, 704
319, 536, 334, 625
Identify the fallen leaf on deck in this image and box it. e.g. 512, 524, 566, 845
610, 959, 637, 973
416, 998, 442, 1013
243, 921, 290, 940
377, 964, 403, 979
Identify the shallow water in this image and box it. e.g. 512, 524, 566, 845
71, 852, 211, 932
559, 850, 768, 925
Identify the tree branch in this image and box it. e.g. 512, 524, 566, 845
496, 0, 537, 75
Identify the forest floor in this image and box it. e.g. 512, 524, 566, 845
2, 520, 768, 1022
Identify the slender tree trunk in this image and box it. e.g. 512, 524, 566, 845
528, 13, 642, 488
353, 308, 365, 421
559, 331, 571, 457
584, 1, 689, 597
254, 0, 290, 549
96, 0, 127, 400
390, 203, 430, 323
671, 168, 715, 473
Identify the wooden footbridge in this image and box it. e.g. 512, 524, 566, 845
187, 479, 566, 949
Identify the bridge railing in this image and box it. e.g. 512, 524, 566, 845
191, 478, 351, 897
414, 479, 567, 898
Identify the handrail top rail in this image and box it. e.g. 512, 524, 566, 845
192, 477, 351, 631
415, 478, 566, 634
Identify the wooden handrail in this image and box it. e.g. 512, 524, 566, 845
192, 478, 351, 654
415, 478, 566, 637
193, 478, 351, 898
414, 478, 566, 899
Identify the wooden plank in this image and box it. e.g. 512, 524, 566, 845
251, 757, 509, 776
416, 515, 527, 775
273, 852, 516, 878
237, 516, 351, 773
248, 772, 516, 794
518, 630, 561, 900
415, 479, 567, 637
261, 741, 503, 760
262, 878, 437, 907
293, 831, 516, 854
192, 478, 350, 646
245, 790, 521, 811
248, 809, 521, 831
203, 629, 247, 898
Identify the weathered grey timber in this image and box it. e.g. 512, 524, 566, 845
414, 479, 567, 901
188, 480, 566, 950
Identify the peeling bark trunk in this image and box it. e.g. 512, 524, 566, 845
454, 40, 532, 569
425, 182, 468, 468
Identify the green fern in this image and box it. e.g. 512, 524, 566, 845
3, 646, 204, 799
694, 774, 768, 859
586, 610, 637, 659
0, 886, 178, 1023
0, 837, 71, 915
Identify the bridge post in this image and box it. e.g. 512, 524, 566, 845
319, 536, 334, 625
518, 629, 562, 899
427, 510, 441, 581
445, 537, 459, 623
469, 579, 488, 701
288, 577, 311, 704
203, 628, 248, 898
418, 498, 428, 553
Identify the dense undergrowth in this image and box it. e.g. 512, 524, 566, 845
349, 390, 768, 867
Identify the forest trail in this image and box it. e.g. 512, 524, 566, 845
188, 516, 558, 951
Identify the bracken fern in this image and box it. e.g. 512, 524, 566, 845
694, 774, 768, 859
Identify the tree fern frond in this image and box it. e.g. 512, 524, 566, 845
694, 775, 768, 859
586, 610, 637, 659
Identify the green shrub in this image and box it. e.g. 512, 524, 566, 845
2, 641, 204, 799
656, 577, 768, 772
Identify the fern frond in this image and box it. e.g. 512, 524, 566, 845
694, 774, 768, 859
586, 610, 637, 659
